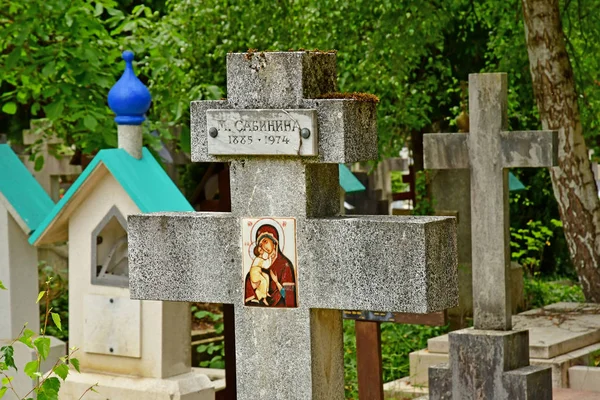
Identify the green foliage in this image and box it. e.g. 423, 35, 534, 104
0, 278, 91, 399
390, 171, 409, 194
192, 307, 225, 369
523, 276, 585, 309
343, 320, 448, 398
0, 0, 156, 160
511, 219, 562, 275
38, 264, 68, 341
412, 170, 435, 216
509, 170, 573, 277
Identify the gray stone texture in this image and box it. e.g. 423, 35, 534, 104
423, 73, 559, 331
229, 160, 340, 218
429, 364, 452, 400
431, 169, 472, 266
428, 329, 552, 399
129, 213, 458, 313
117, 124, 143, 159
431, 167, 525, 328
502, 365, 553, 399
226, 51, 337, 109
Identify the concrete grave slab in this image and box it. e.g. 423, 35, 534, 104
568, 366, 600, 392
428, 303, 600, 359
553, 388, 600, 400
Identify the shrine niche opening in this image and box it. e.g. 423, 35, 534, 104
92, 206, 129, 287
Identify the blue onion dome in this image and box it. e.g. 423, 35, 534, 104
108, 51, 152, 125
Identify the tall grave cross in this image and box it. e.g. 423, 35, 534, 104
128, 51, 458, 399
424, 73, 557, 398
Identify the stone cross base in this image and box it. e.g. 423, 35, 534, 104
429, 329, 552, 399
58, 370, 216, 400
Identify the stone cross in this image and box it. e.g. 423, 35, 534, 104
424, 73, 556, 399
128, 51, 458, 399
424, 73, 558, 331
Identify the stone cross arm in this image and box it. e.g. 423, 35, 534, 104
128, 213, 458, 314
424, 130, 558, 170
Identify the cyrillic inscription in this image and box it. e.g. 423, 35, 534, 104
206, 109, 318, 156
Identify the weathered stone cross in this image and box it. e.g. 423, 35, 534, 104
128, 51, 458, 399
424, 73, 557, 399
424, 73, 558, 331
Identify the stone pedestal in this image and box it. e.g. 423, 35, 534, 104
429, 329, 551, 400
59, 370, 215, 400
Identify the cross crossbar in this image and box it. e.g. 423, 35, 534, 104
129, 213, 458, 314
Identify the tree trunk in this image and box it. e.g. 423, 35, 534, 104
522, 0, 600, 301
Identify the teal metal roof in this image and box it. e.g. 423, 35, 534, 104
509, 172, 526, 191
30, 147, 192, 245
0, 144, 54, 233
339, 165, 365, 193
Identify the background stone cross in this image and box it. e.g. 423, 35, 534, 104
424, 73, 558, 331
128, 51, 458, 399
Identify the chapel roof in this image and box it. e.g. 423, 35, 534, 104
339, 164, 365, 193
29, 147, 193, 246
0, 144, 54, 234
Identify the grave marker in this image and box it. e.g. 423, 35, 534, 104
424, 73, 556, 399
128, 51, 459, 399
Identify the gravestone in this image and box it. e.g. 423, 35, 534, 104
424, 73, 556, 399
29, 51, 215, 400
127, 50, 459, 399
0, 145, 65, 399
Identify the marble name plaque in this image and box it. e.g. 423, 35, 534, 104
206, 109, 318, 156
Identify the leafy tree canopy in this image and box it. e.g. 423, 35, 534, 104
2, 0, 599, 274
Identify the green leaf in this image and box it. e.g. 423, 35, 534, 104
0, 281, 6, 290
41, 62, 55, 78
22, 329, 34, 339
39, 377, 60, 399
34, 156, 45, 172
196, 344, 208, 353
43, 102, 64, 120
18, 329, 35, 348
193, 311, 209, 319
1, 346, 15, 371
36, 291, 46, 304
70, 358, 80, 373
1, 102, 16, 115
1, 376, 12, 385
34, 337, 51, 361
0, 386, 7, 398
54, 363, 69, 381
23, 360, 38, 378
83, 115, 98, 131
94, 3, 104, 16
51, 313, 62, 331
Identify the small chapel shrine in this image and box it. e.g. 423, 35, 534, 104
29, 51, 215, 400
